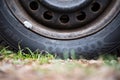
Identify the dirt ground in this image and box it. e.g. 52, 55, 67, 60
0, 58, 120, 80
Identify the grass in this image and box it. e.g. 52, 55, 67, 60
101, 54, 120, 70
0, 46, 55, 64
0, 46, 120, 70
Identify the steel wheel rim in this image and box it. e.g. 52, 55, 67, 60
5, 0, 120, 39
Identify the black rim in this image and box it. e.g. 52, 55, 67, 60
5, 0, 120, 39
19, 0, 110, 30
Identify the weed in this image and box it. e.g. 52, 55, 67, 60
0, 46, 55, 64
101, 54, 120, 70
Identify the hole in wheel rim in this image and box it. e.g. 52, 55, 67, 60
29, 1, 39, 10
77, 12, 86, 21
60, 15, 69, 24
91, 2, 101, 12
43, 11, 53, 20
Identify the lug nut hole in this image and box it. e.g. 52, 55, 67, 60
29, 1, 39, 10
77, 12, 86, 21
43, 11, 53, 20
60, 15, 69, 24
91, 2, 101, 12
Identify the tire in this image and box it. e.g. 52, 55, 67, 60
0, 0, 120, 59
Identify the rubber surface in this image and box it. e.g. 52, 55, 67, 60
0, 0, 120, 59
